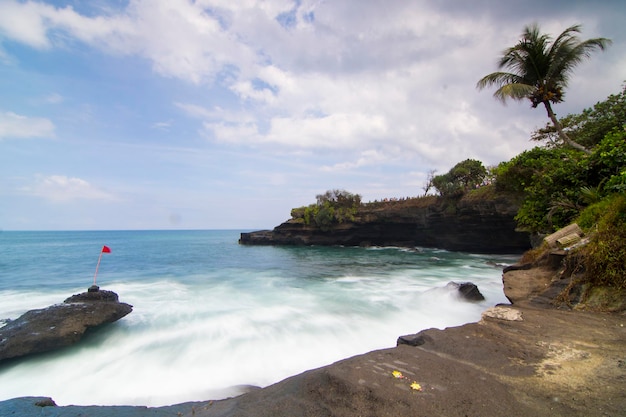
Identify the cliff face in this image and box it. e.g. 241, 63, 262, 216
240, 196, 530, 254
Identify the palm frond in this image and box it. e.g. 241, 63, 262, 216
494, 83, 534, 103
476, 72, 520, 89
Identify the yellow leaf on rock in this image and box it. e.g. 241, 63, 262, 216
392, 370, 403, 379
410, 382, 422, 391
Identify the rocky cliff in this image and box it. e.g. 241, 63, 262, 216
241, 196, 531, 253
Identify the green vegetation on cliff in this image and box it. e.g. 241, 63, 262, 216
496, 85, 625, 305
290, 189, 362, 231
431, 159, 488, 197
578, 194, 626, 290
494, 86, 626, 233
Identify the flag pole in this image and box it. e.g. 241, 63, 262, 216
93, 245, 111, 286
93, 251, 104, 286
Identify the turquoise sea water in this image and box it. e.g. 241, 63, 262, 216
0, 230, 518, 406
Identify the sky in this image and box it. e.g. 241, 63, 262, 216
0, 0, 625, 231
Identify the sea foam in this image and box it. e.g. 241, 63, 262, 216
0, 230, 514, 406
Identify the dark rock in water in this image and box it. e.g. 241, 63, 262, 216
0, 287, 132, 363
447, 281, 485, 302
397, 332, 434, 347
34, 397, 57, 407
65, 288, 121, 302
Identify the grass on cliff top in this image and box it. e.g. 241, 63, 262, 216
362, 184, 516, 211
578, 193, 626, 290
362, 195, 438, 210
461, 184, 498, 201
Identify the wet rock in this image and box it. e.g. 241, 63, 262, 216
397, 332, 434, 347
34, 397, 57, 407
447, 281, 485, 302
0, 287, 132, 362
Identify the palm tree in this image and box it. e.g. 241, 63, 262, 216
477, 24, 611, 154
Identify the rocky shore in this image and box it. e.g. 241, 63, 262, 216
0, 286, 132, 363
2, 261, 625, 416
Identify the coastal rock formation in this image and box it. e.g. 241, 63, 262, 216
240, 196, 530, 253
0, 286, 132, 362
447, 281, 485, 302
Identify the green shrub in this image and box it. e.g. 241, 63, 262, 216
433, 159, 487, 196
314, 205, 335, 231
293, 190, 362, 228
303, 204, 317, 225
494, 86, 626, 234
290, 207, 306, 219
463, 183, 498, 200
588, 129, 626, 193
576, 197, 613, 231
582, 193, 626, 289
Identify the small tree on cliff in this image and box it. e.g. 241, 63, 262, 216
477, 23, 611, 154
292, 190, 362, 230
432, 159, 487, 197
316, 189, 362, 208
422, 169, 437, 196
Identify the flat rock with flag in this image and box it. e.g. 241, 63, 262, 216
0, 286, 132, 363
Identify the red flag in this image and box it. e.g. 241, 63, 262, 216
94, 245, 111, 285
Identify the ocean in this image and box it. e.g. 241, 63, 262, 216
0, 230, 518, 407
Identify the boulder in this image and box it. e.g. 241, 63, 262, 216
447, 281, 485, 302
0, 287, 132, 362
543, 223, 583, 248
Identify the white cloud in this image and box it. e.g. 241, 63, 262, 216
0, 111, 55, 139
0, 1, 129, 50
267, 113, 388, 148
0, 1, 52, 48
23, 175, 117, 202
1, 0, 624, 222
106, 0, 278, 84
231, 80, 277, 104
321, 149, 390, 172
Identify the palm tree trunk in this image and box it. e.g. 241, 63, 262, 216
543, 101, 592, 154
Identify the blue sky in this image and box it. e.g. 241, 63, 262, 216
1, 0, 625, 230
